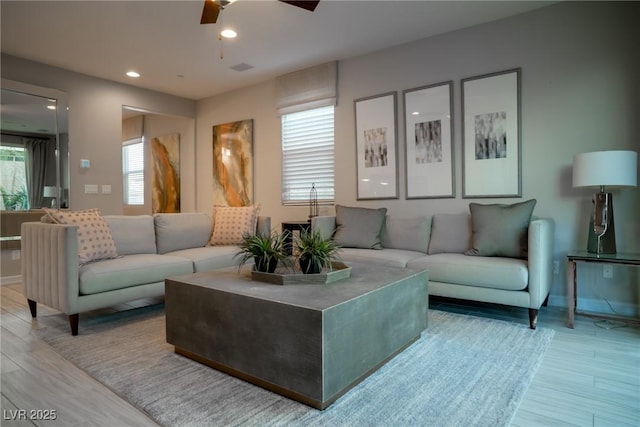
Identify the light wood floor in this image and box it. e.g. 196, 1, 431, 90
1, 283, 638, 427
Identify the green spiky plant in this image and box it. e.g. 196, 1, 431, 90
234, 230, 290, 273
295, 229, 341, 274
0, 186, 29, 211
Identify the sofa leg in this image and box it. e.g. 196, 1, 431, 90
528, 308, 538, 330
69, 314, 79, 336
27, 299, 37, 318
542, 295, 550, 307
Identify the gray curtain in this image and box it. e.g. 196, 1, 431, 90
24, 137, 53, 209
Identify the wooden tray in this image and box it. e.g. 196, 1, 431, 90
251, 261, 351, 285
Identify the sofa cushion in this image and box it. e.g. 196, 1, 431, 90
333, 205, 387, 249
44, 208, 118, 264
104, 215, 156, 255
167, 246, 239, 272
427, 213, 471, 254
210, 205, 260, 246
407, 253, 528, 291
466, 199, 536, 258
337, 247, 424, 268
79, 254, 193, 295
155, 213, 212, 254
382, 216, 431, 253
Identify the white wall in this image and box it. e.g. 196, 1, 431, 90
1, 54, 196, 215
196, 2, 640, 314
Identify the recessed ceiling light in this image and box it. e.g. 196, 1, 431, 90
126, 71, 141, 78
47, 105, 56, 110
412, 111, 420, 115
220, 29, 237, 39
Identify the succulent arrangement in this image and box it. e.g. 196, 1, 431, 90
235, 228, 341, 274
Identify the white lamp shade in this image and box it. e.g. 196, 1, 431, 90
572, 150, 638, 188
43, 186, 58, 197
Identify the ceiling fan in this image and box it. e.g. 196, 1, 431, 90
200, 0, 320, 25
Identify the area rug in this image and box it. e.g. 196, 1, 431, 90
36, 306, 554, 427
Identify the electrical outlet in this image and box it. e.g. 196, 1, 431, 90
553, 260, 559, 275
11, 250, 20, 261
603, 265, 613, 279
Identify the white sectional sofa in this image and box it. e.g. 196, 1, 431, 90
312, 202, 554, 329
21, 210, 269, 335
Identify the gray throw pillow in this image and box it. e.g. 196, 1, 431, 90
427, 213, 472, 254
154, 213, 213, 254
333, 205, 387, 249
466, 199, 537, 258
104, 215, 157, 255
381, 216, 431, 253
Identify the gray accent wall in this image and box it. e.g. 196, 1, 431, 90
197, 2, 640, 315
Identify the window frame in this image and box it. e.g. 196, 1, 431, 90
122, 137, 145, 206
281, 105, 335, 206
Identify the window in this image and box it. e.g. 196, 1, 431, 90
122, 138, 144, 205
281, 106, 334, 204
0, 145, 28, 210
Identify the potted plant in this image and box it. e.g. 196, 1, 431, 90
235, 230, 289, 273
295, 229, 341, 274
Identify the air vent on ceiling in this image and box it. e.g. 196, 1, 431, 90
230, 63, 254, 72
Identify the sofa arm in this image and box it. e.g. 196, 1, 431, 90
311, 216, 336, 240
21, 222, 80, 315
527, 218, 555, 309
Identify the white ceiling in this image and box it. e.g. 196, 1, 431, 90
1, 1, 552, 101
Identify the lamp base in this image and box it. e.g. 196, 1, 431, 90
587, 192, 616, 254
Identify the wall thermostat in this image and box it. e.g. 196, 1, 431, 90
80, 159, 90, 169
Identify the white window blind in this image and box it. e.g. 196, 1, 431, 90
122, 139, 144, 205
282, 106, 334, 204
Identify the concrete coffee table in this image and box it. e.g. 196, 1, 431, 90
165, 262, 428, 409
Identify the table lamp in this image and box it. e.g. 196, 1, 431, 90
572, 150, 637, 254
43, 186, 58, 208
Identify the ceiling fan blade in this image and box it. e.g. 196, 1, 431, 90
279, 1, 320, 12
200, 0, 221, 24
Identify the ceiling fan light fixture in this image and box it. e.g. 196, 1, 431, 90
220, 29, 237, 38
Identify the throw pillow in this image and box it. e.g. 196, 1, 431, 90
466, 199, 537, 258
210, 205, 260, 246
44, 208, 118, 264
381, 216, 431, 253
427, 213, 472, 254
104, 215, 157, 255
333, 205, 387, 249
155, 213, 213, 254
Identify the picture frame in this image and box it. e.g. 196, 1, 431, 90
212, 119, 254, 206
354, 92, 399, 200
403, 81, 454, 199
461, 68, 521, 198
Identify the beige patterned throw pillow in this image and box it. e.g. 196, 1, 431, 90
44, 208, 118, 264
210, 205, 260, 246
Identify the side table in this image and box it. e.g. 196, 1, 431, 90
567, 251, 640, 328
281, 220, 311, 255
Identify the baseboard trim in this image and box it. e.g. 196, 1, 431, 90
549, 295, 639, 317
0, 275, 22, 286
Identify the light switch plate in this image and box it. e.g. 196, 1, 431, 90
101, 184, 112, 194
85, 184, 98, 194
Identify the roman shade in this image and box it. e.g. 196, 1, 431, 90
276, 61, 338, 115
122, 115, 144, 141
